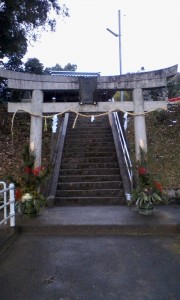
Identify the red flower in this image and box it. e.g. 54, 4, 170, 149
154, 181, 163, 193
32, 166, 43, 176
138, 166, 147, 175
25, 167, 32, 174
15, 189, 22, 201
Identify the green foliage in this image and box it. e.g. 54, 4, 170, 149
4, 56, 24, 72
44, 63, 77, 74
0, 0, 69, 59
50, 63, 63, 71
24, 58, 44, 74
130, 147, 167, 207
0, 56, 24, 103
126, 103, 180, 189
18, 193, 45, 217
153, 110, 169, 125
167, 73, 180, 98
22, 144, 35, 169
64, 63, 77, 71
9, 144, 49, 216
0, 78, 8, 103
113, 91, 132, 101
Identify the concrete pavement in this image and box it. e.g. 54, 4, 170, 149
0, 205, 180, 300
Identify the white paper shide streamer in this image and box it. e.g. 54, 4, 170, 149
91, 115, 95, 122
123, 112, 128, 130
52, 114, 58, 133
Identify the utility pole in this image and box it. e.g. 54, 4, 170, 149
107, 10, 124, 101
118, 10, 123, 101
118, 10, 122, 76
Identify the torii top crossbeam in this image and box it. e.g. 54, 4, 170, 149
0, 65, 177, 91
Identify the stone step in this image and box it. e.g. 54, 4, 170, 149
64, 137, 114, 143
64, 143, 115, 149
59, 175, 121, 182
69, 118, 109, 122
62, 151, 117, 158
63, 146, 116, 153
57, 181, 123, 190
67, 124, 111, 133
54, 197, 122, 205
68, 117, 110, 124
56, 189, 123, 197
15, 206, 180, 235
59, 168, 121, 176
68, 122, 110, 131
69, 128, 111, 132
60, 162, 119, 169
61, 156, 118, 164
68, 125, 111, 134
67, 129, 111, 134
64, 142, 115, 148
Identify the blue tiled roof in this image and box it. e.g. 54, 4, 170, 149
50, 71, 100, 77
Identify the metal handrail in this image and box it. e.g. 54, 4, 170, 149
113, 112, 133, 192
0, 181, 15, 227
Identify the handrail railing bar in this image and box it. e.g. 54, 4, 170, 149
0, 187, 14, 193
116, 128, 132, 180
0, 213, 15, 225
114, 114, 132, 170
113, 111, 133, 189
114, 114, 132, 164
0, 199, 15, 209
0, 182, 15, 227
115, 114, 133, 166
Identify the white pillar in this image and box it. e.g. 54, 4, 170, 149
133, 88, 147, 160
9, 183, 15, 227
30, 89, 43, 166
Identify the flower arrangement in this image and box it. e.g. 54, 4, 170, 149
130, 146, 167, 214
11, 145, 49, 216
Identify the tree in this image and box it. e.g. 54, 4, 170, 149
0, 79, 9, 103
167, 73, 180, 98
0, 56, 24, 103
44, 63, 77, 74
113, 91, 132, 101
0, 0, 69, 59
44, 63, 63, 74
24, 58, 44, 74
50, 63, 63, 71
64, 63, 77, 71
4, 56, 24, 72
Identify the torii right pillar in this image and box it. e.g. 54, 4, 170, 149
133, 88, 147, 161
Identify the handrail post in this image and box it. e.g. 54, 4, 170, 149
2, 182, 8, 225
9, 183, 15, 227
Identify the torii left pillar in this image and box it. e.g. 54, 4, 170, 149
30, 90, 43, 167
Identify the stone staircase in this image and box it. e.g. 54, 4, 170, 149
55, 113, 125, 205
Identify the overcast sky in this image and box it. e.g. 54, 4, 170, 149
24, 0, 180, 75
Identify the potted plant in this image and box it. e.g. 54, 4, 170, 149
130, 147, 167, 215
10, 145, 49, 217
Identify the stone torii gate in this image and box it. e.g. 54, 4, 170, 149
0, 65, 177, 166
